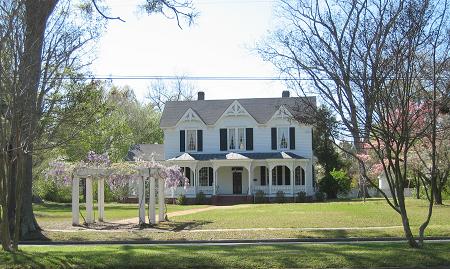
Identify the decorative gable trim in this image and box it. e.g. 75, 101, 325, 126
270, 105, 294, 122
216, 100, 258, 124
177, 108, 205, 126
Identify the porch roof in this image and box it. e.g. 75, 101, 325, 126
168, 152, 306, 161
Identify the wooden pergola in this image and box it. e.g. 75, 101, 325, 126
71, 167, 165, 226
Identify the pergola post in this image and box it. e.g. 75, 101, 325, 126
138, 176, 146, 225
158, 177, 165, 222
72, 177, 80, 226
85, 177, 94, 224
149, 176, 156, 224
98, 178, 105, 222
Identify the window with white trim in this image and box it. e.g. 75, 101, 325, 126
199, 167, 209, 186
228, 128, 245, 150
295, 167, 305, 185
278, 127, 289, 149
186, 130, 197, 151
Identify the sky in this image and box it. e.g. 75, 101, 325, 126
92, 0, 288, 102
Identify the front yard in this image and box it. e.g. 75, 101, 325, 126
31, 198, 450, 241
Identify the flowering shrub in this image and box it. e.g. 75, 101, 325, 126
45, 152, 189, 202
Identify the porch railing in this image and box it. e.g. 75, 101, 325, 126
197, 186, 214, 195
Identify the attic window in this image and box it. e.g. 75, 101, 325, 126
278, 127, 289, 149
186, 130, 197, 151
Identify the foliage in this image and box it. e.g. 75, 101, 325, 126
314, 191, 325, 202
318, 169, 352, 199
296, 191, 307, 203
176, 194, 187, 205
275, 191, 285, 203
195, 192, 207, 205
254, 190, 265, 204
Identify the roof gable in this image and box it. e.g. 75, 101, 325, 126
160, 96, 316, 127
176, 108, 205, 126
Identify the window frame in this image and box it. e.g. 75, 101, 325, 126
277, 127, 290, 150
199, 167, 211, 186
185, 129, 198, 152
227, 127, 246, 151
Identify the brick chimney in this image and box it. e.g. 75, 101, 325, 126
282, 90, 290, 98
198, 91, 205, 100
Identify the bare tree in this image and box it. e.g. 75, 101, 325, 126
258, 0, 450, 248
147, 76, 197, 112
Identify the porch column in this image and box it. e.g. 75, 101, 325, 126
247, 164, 252, 195
85, 177, 94, 224
98, 178, 105, 222
149, 176, 156, 224
305, 161, 313, 195
158, 177, 165, 222
138, 176, 146, 225
213, 166, 218, 195
268, 164, 274, 196
72, 177, 80, 226
290, 163, 295, 196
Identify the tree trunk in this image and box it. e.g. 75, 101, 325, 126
415, 175, 420, 199
397, 189, 419, 248
434, 186, 443, 205
17, 0, 58, 237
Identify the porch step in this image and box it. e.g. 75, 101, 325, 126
211, 195, 253, 205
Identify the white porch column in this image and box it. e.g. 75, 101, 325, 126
98, 178, 105, 222
268, 165, 274, 196
72, 177, 80, 226
149, 176, 156, 224
158, 177, 165, 222
305, 161, 313, 195
212, 166, 218, 195
85, 177, 94, 224
247, 164, 252, 195
290, 163, 295, 196
138, 176, 146, 225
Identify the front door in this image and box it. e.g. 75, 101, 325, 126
233, 172, 242, 194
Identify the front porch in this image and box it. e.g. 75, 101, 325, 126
165, 152, 314, 199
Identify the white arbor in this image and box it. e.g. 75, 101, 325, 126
71, 167, 165, 226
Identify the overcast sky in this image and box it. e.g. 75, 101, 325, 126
91, 0, 288, 102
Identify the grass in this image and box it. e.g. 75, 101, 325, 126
34, 202, 208, 229
31, 198, 450, 241
171, 198, 450, 229
1, 242, 449, 268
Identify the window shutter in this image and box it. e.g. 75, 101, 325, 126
246, 128, 253, 150
180, 130, 185, 152
208, 167, 213, 186
197, 130, 203, 152
289, 127, 295, 150
285, 167, 290, 185
271, 128, 277, 150
260, 166, 266, 186
277, 166, 283, 185
220, 128, 227, 151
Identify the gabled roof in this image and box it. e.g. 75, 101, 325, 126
160, 96, 316, 128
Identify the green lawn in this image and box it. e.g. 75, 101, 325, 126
171, 198, 450, 229
32, 198, 450, 241
34, 202, 208, 229
1, 243, 449, 268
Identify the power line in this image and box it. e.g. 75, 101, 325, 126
60, 75, 305, 81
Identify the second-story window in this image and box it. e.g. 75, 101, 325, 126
228, 128, 245, 150
278, 127, 289, 149
186, 130, 197, 151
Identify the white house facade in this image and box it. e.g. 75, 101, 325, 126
158, 91, 317, 201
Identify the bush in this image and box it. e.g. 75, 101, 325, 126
275, 191, 285, 203
296, 191, 307, 203
176, 194, 187, 205
195, 191, 207, 204
254, 190, 265, 203
315, 191, 325, 202
34, 178, 71, 203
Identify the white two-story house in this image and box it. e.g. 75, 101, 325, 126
158, 91, 316, 202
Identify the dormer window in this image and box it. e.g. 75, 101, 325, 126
228, 128, 245, 150
278, 127, 289, 149
186, 130, 197, 151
